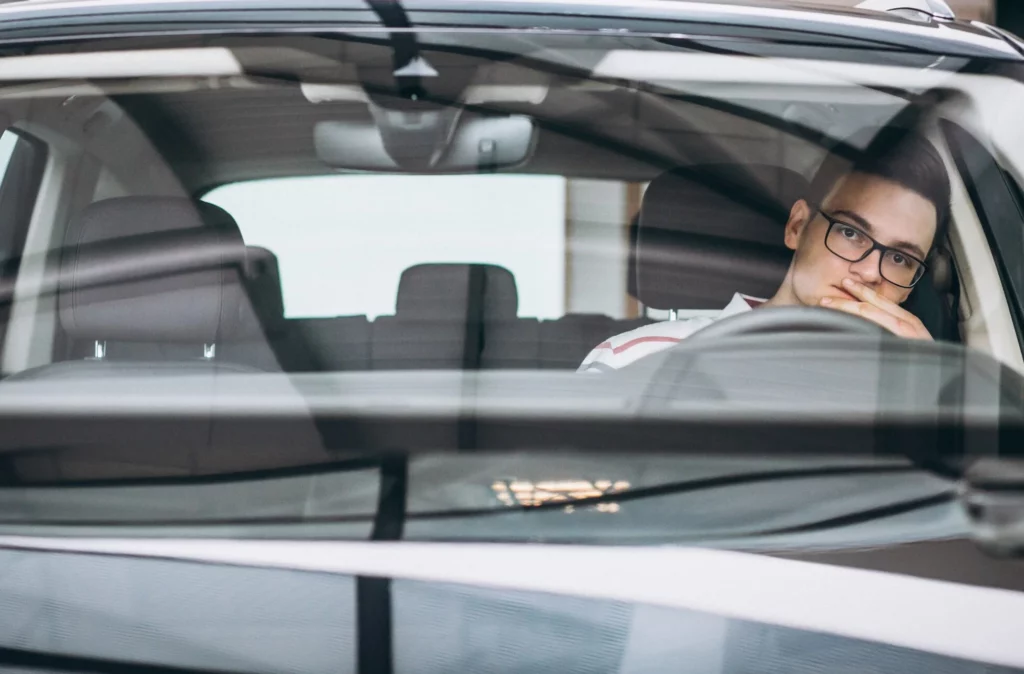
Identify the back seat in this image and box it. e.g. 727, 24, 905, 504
228, 248, 373, 371
78, 247, 646, 372
366, 263, 648, 371
220, 246, 311, 371
371, 263, 525, 370
538, 315, 651, 369
286, 316, 371, 371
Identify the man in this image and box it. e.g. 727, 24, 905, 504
578, 128, 952, 373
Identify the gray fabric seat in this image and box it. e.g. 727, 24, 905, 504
635, 163, 806, 310
285, 316, 372, 371
542, 164, 807, 371
221, 246, 319, 371
482, 316, 541, 370
539, 315, 652, 369
15, 196, 258, 379
371, 263, 522, 370
369, 263, 647, 371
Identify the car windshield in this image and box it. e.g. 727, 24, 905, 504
0, 27, 1019, 525
3, 8, 1024, 673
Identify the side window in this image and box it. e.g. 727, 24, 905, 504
0, 129, 48, 357
941, 120, 1024, 346
0, 130, 46, 252
0, 131, 17, 176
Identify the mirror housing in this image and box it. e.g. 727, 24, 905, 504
314, 109, 537, 172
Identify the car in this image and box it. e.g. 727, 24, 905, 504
0, 0, 1023, 672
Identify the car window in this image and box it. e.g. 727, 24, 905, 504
941, 119, 1024, 347
0, 129, 45, 258
0, 22, 1023, 674
0, 128, 46, 360
0, 33, 1017, 525
204, 174, 570, 319
0, 131, 19, 176
0, 36, 1009, 378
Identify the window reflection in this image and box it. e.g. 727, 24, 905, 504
490, 479, 630, 513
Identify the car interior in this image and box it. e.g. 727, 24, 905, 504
0, 34, 1020, 384
4, 9, 1024, 674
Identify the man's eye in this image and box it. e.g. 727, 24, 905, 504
839, 225, 861, 240
891, 252, 911, 268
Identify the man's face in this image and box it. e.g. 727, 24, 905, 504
781, 172, 938, 307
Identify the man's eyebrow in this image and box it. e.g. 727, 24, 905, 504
831, 209, 928, 260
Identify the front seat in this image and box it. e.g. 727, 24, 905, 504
11, 196, 258, 380
634, 163, 804, 310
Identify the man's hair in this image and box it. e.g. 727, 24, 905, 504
809, 127, 952, 256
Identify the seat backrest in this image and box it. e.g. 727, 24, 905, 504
286, 316, 372, 371
220, 246, 312, 371
635, 163, 805, 310
67, 243, 294, 369
371, 263, 522, 370
15, 196, 256, 379
481, 317, 541, 369
539, 315, 652, 369
238, 246, 287, 338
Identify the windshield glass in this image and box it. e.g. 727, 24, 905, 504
0, 28, 1019, 551
3, 15, 1024, 674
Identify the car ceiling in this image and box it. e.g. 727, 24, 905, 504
98, 34, 912, 195
116, 80, 838, 195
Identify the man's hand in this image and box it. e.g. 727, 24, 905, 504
820, 278, 933, 341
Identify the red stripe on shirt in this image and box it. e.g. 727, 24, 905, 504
608, 335, 682, 355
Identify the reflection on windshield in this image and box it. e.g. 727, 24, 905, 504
0, 26, 1018, 568
492, 479, 631, 511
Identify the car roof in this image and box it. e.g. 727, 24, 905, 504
0, 0, 1016, 60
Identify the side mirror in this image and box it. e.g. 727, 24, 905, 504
960, 460, 1024, 557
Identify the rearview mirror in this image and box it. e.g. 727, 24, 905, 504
314, 111, 537, 172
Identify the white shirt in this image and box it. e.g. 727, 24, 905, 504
577, 293, 765, 372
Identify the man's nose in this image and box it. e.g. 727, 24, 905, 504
848, 249, 883, 284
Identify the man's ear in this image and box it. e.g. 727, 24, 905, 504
783, 199, 813, 251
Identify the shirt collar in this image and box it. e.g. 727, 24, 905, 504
719, 292, 766, 319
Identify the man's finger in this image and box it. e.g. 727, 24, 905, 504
838, 279, 932, 341
840, 279, 904, 318
820, 297, 909, 337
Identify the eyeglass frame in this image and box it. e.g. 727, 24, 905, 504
816, 209, 929, 289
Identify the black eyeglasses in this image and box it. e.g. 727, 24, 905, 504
819, 210, 928, 288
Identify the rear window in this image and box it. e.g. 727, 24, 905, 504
204, 174, 569, 319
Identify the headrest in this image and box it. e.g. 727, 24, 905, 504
239, 246, 287, 337
58, 197, 248, 343
635, 164, 809, 310
395, 263, 518, 320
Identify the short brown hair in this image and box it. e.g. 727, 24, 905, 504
810, 127, 951, 255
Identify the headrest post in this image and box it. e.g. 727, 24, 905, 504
203, 343, 216, 360
92, 340, 106, 360
668, 309, 678, 322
